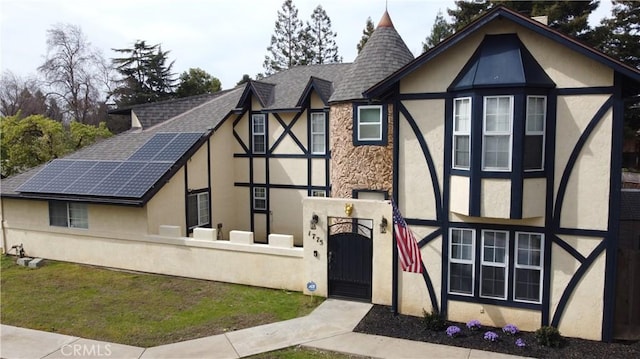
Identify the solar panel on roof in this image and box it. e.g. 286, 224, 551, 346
153, 132, 203, 162
40, 161, 98, 193
116, 162, 172, 198
17, 160, 75, 192
63, 161, 120, 195
128, 133, 179, 161
90, 162, 146, 196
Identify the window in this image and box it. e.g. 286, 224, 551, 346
449, 228, 475, 295
310, 190, 326, 197
310, 113, 326, 154
49, 201, 88, 229
514, 232, 543, 303
252, 114, 266, 153
481, 230, 508, 299
483, 96, 513, 171
453, 98, 471, 169
253, 187, 267, 210
524, 96, 546, 171
187, 192, 210, 229
357, 105, 382, 141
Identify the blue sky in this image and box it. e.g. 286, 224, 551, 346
0, 0, 612, 90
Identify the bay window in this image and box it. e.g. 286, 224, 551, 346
482, 96, 513, 171
524, 96, 546, 171
453, 98, 471, 169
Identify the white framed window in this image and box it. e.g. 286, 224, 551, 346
480, 230, 509, 299
514, 232, 544, 303
482, 96, 513, 171
524, 96, 546, 171
252, 114, 266, 153
310, 112, 326, 154
310, 189, 326, 197
453, 97, 471, 169
188, 192, 210, 229
49, 201, 88, 229
449, 228, 475, 296
357, 105, 382, 141
253, 187, 267, 210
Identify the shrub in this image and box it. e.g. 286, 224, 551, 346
484, 331, 499, 342
535, 326, 563, 348
446, 325, 461, 337
466, 319, 481, 330
422, 309, 446, 331
502, 324, 519, 335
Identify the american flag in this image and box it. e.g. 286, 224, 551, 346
392, 201, 423, 273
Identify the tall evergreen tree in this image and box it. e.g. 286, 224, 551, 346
263, 0, 305, 75
448, 1, 599, 40
175, 68, 221, 98
303, 5, 341, 64
111, 40, 176, 106
423, 10, 454, 52
357, 17, 375, 54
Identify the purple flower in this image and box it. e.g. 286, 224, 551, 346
466, 319, 482, 330
446, 325, 461, 337
502, 324, 519, 335
484, 331, 499, 342
515, 338, 526, 347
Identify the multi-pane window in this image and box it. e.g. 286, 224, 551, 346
49, 201, 88, 229
253, 187, 267, 210
449, 228, 475, 295
515, 232, 543, 303
453, 98, 471, 169
483, 96, 513, 171
524, 96, 546, 171
252, 114, 266, 153
357, 105, 382, 141
481, 230, 508, 299
310, 113, 326, 154
187, 192, 210, 229
310, 189, 326, 197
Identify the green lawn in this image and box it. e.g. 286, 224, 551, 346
0, 256, 323, 347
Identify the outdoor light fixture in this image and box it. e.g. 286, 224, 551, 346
380, 216, 388, 233
310, 214, 319, 229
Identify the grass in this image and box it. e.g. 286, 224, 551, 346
0, 255, 323, 347
249, 346, 363, 359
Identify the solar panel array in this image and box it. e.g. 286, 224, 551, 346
17, 132, 204, 199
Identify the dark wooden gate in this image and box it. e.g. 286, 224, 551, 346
328, 220, 373, 301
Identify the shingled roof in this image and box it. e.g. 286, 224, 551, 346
110, 92, 231, 129
329, 11, 414, 103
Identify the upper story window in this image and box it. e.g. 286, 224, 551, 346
253, 187, 267, 210
187, 191, 210, 230
525, 96, 546, 171
49, 201, 88, 229
482, 96, 513, 171
353, 104, 388, 146
310, 112, 326, 154
453, 98, 471, 169
252, 114, 266, 154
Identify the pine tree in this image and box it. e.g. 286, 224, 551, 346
304, 5, 341, 64
263, 0, 305, 75
448, 1, 599, 40
112, 41, 176, 106
357, 17, 375, 54
423, 10, 454, 52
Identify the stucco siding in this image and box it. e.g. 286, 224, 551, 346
481, 179, 512, 219
269, 158, 308, 185
269, 188, 305, 245
147, 167, 186, 235
522, 178, 546, 219
448, 301, 541, 332
450, 175, 470, 215
211, 120, 237, 239
186, 143, 209, 190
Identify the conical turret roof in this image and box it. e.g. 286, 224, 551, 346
330, 10, 414, 102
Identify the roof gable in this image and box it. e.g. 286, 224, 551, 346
366, 6, 640, 99
296, 77, 333, 107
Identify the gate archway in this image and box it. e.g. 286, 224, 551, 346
327, 219, 373, 301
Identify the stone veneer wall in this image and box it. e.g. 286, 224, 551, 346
329, 102, 393, 198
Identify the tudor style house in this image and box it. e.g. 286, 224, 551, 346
1, 6, 639, 341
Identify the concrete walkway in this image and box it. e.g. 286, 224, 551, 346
1, 299, 529, 359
